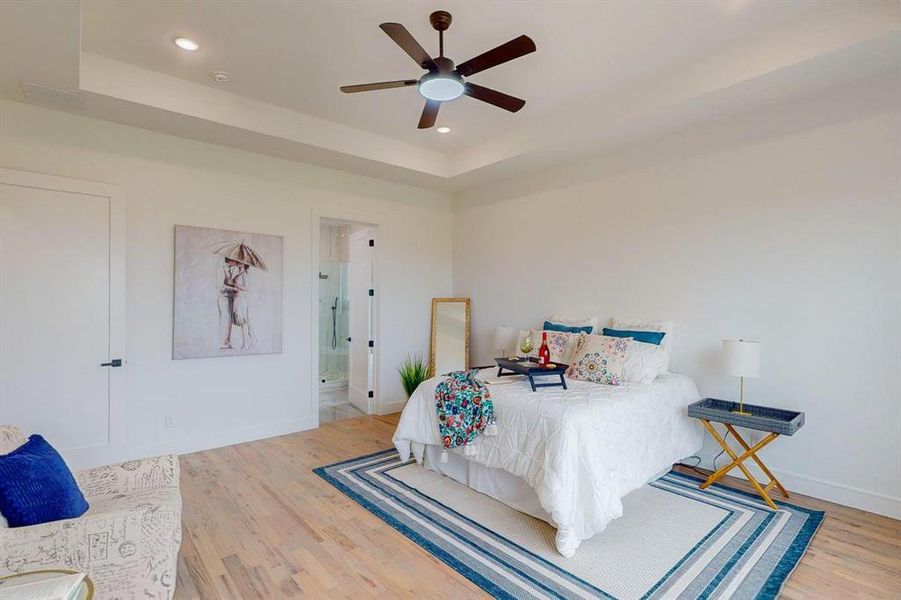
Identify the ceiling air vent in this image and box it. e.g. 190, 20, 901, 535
20, 82, 84, 111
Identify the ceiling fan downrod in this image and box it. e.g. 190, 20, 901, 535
430, 10, 452, 59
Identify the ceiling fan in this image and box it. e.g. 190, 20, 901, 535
340, 10, 536, 129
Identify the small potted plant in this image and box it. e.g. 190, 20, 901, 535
398, 354, 429, 398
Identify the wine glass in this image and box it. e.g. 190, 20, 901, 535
520, 331, 535, 362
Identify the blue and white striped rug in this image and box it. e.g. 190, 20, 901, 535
315, 449, 823, 600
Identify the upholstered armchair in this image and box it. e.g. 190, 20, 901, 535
0, 425, 182, 599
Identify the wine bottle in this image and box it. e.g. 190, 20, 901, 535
538, 331, 550, 366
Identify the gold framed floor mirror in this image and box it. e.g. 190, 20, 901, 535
429, 297, 471, 376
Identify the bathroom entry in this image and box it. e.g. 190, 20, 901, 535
318, 220, 374, 423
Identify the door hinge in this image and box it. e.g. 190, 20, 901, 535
368, 391, 374, 399
100, 359, 123, 367
369, 239, 375, 247
368, 340, 374, 348
368, 288, 374, 296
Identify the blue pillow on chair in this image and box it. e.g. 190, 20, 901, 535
543, 321, 593, 334
602, 327, 667, 345
0, 434, 89, 527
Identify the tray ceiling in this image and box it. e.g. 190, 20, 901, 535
2, 1, 899, 191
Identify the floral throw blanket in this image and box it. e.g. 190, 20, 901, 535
435, 369, 497, 459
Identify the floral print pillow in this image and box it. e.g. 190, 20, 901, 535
544, 331, 583, 364
567, 335, 632, 385
516, 330, 583, 364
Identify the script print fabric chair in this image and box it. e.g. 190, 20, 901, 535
0, 425, 182, 599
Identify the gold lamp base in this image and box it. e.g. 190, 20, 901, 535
731, 376, 752, 416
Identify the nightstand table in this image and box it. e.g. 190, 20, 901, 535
687, 398, 805, 510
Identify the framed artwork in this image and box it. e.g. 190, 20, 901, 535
173, 225, 283, 359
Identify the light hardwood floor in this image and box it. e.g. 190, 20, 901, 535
175, 414, 901, 599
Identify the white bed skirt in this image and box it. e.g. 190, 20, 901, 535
422, 444, 554, 524
421, 444, 674, 532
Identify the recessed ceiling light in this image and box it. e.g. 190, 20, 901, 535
436, 126, 451, 134
174, 37, 199, 52
212, 71, 231, 82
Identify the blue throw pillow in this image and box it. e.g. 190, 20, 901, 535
0, 435, 89, 527
543, 321, 593, 334
602, 327, 666, 345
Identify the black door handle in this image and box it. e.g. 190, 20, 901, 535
100, 359, 123, 367
346, 337, 352, 342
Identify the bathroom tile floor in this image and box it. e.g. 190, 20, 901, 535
319, 384, 365, 424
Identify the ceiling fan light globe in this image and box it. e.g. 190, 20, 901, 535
418, 74, 465, 102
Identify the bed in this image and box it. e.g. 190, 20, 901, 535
393, 368, 704, 557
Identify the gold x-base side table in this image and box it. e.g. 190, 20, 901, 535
688, 398, 805, 511
698, 420, 788, 509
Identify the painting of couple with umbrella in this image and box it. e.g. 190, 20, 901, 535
174, 225, 283, 359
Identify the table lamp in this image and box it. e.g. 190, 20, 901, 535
722, 339, 760, 416
494, 325, 517, 358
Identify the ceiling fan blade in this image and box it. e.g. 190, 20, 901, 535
340, 80, 418, 93
464, 83, 526, 112
455, 35, 536, 77
418, 100, 441, 129
380, 23, 438, 71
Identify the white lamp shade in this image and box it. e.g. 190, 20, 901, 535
722, 339, 761, 378
494, 325, 518, 350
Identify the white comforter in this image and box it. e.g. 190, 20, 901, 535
393, 370, 704, 557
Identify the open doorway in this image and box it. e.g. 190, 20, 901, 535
317, 218, 376, 424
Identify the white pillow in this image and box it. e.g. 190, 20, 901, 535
622, 340, 667, 384
611, 318, 674, 371
547, 314, 600, 334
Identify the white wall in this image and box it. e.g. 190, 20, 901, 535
0, 99, 452, 466
453, 90, 900, 518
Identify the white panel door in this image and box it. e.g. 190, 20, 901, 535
0, 170, 124, 457
347, 229, 372, 413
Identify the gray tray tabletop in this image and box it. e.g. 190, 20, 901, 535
688, 398, 805, 436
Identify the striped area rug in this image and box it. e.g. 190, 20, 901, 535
315, 449, 823, 600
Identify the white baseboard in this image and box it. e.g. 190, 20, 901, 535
159, 416, 319, 459
692, 447, 900, 520
68, 417, 318, 470
770, 468, 901, 520
378, 399, 407, 415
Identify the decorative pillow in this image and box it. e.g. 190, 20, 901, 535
516, 330, 582, 364
543, 321, 592, 334
543, 331, 583, 364
622, 340, 667, 384
611, 318, 674, 371
547, 314, 599, 334
0, 435, 89, 527
567, 335, 631, 385
602, 327, 666, 345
